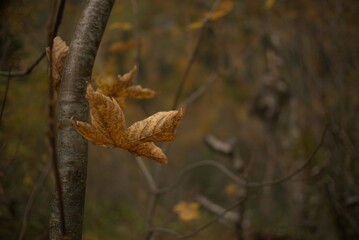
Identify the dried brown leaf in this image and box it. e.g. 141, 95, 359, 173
71, 84, 184, 164
46, 36, 69, 91
126, 108, 185, 143
95, 66, 156, 108
70, 118, 113, 147
127, 142, 168, 164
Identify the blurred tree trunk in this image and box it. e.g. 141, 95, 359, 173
49, 0, 114, 239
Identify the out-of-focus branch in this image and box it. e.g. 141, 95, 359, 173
136, 157, 158, 193
172, 0, 222, 109
158, 123, 328, 192
195, 195, 239, 222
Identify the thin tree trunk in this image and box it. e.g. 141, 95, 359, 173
49, 0, 115, 239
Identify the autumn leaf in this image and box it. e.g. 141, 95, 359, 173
173, 201, 200, 222
71, 85, 184, 164
46, 36, 69, 91
95, 66, 155, 108
208, 0, 235, 20
187, 0, 235, 30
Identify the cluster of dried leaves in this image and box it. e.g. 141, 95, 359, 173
71, 67, 184, 164
47, 36, 184, 164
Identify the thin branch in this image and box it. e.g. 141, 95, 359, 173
18, 162, 52, 240
0, 0, 65, 78
181, 72, 218, 107
172, 0, 222, 109
136, 157, 158, 192
0, 51, 46, 77
0, 70, 11, 125
158, 123, 328, 192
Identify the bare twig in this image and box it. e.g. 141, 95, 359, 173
158, 123, 328, 192
172, 0, 222, 109
0, 70, 11, 125
0, 0, 65, 78
18, 162, 52, 240
0, 52, 46, 77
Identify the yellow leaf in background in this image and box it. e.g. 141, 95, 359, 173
173, 201, 200, 222
108, 40, 142, 53
95, 66, 155, 109
208, 0, 235, 20
186, 21, 205, 30
224, 183, 238, 197
46, 36, 69, 91
265, 0, 276, 9
109, 22, 133, 31
187, 0, 234, 30
71, 85, 185, 164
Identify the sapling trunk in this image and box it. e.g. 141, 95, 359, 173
49, 0, 115, 239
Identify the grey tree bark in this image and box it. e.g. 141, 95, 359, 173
49, 0, 115, 239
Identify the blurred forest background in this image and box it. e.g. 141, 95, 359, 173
1, 0, 359, 239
